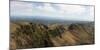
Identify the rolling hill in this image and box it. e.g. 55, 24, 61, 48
10, 22, 94, 50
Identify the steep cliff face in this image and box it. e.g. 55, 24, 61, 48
10, 22, 94, 50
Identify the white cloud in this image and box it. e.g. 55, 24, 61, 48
10, 1, 33, 16
10, 1, 94, 21
36, 3, 57, 13
54, 4, 86, 14
32, 3, 94, 21
19, 0, 95, 5
85, 6, 94, 21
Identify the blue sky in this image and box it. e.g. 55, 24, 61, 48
10, 1, 94, 21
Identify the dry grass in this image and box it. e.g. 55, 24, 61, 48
10, 22, 94, 50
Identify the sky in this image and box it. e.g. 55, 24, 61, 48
10, 0, 95, 5
10, 1, 94, 21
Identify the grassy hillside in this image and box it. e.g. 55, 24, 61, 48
10, 22, 94, 50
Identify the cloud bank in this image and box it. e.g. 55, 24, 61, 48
10, 1, 94, 21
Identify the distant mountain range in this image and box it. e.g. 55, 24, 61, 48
10, 16, 94, 24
